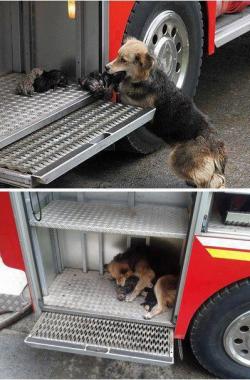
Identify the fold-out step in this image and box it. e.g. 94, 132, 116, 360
0, 100, 155, 187
25, 312, 174, 365
0, 73, 91, 148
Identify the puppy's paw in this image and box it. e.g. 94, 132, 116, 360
143, 312, 152, 320
125, 293, 136, 302
144, 304, 150, 311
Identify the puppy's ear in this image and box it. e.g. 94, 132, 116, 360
135, 52, 154, 70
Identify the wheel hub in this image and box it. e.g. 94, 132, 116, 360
143, 10, 189, 89
154, 37, 177, 78
224, 311, 250, 367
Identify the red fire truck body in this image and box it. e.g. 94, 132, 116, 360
109, 1, 250, 60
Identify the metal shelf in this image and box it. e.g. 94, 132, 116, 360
42, 269, 173, 326
208, 213, 250, 238
30, 200, 188, 239
25, 311, 174, 365
0, 73, 91, 149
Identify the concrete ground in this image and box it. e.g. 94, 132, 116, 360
45, 33, 250, 189
0, 313, 214, 379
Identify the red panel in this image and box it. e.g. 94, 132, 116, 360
223, 1, 250, 13
175, 236, 250, 339
0, 192, 24, 270
109, 1, 135, 60
206, 1, 217, 55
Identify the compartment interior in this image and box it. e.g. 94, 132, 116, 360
25, 192, 193, 326
208, 191, 250, 237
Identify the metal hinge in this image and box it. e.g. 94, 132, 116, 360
201, 214, 208, 233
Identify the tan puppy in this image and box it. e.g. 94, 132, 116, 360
144, 274, 178, 320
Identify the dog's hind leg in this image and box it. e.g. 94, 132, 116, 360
168, 137, 226, 188
125, 269, 155, 302
143, 279, 166, 319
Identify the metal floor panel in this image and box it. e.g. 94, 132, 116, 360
0, 100, 155, 187
25, 311, 174, 365
30, 200, 188, 239
43, 269, 173, 326
0, 73, 91, 148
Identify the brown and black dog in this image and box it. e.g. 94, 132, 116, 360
105, 245, 179, 304
105, 37, 227, 188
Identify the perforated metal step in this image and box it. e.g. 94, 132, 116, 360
25, 312, 174, 365
30, 200, 188, 239
0, 100, 155, 187
0, 73, 91, 149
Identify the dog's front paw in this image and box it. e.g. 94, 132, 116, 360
125, 293, 136, 302
143, 312, 152, 320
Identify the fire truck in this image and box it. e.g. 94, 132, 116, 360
1, 190, 250, 378
0, 1, 250, 187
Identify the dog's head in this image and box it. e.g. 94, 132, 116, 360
105, 37, 154, 82
105, 260, 133, 286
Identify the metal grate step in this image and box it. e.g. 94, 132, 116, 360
0, 100, 155, 187
0, 73, 91, 148
25, 312, 174, 365
30, 200, 188, 239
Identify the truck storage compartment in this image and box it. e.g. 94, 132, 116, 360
207, 192, 250, 237
24, 192, 192, 365
0, 2, 155, 187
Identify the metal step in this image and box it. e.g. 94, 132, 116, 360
215, 7, 250, 47
0, 100, 155, 187
0, 73, 91, 149
25, 312, 174, 365
29, 200, 188, 239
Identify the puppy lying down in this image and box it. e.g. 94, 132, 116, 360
105, 245, 179, 319
16, 69, 68, 96
82, 37, 227, 188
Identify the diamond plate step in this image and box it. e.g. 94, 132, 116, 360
0, 100, 155, 187
25, 312, 174, 365
0, 73, 92, 149
30, 200, 188, 239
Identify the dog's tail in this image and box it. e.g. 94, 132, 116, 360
169, 132, 227, 188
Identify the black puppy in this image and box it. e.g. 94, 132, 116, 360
78, 71, 125, 100
34, 70, 68, 93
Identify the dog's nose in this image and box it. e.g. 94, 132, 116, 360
105, 65, 110, 72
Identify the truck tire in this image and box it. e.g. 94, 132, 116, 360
120, 1, 204, 154
190, 279, 250, 379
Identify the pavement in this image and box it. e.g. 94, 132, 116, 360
45, 33, 250, 189
0, 313, 214, 379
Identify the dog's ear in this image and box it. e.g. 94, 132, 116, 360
135, 52, 154, 70
123, 36, 137, 44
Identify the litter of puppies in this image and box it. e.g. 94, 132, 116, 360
16, 68, 68, 96
105, 244, 179, 320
